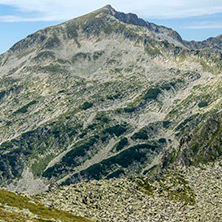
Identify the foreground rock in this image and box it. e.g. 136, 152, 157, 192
38, 160, 222, 222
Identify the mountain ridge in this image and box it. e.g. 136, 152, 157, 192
0, 5, 222, 196
2, 4, 222, 58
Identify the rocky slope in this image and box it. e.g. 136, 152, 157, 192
0, 5, 222, 197
185, 34, 222, 52
38, 160, 222, 222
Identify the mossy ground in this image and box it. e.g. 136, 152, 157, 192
158, 171, 196, 205
0, 189, 92, 222
140, 170, 196, 205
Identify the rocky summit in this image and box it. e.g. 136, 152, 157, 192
0, 5, 222, 222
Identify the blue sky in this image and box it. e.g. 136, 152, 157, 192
0, 0, 222, 54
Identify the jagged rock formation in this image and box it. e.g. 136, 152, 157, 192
0, 5, 222, 196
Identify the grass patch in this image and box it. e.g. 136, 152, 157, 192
33, 51, 55, 61
106, 92, 121, 100
158, 171, 196, 205
31, 154, 54, 177
158, 138, 167, 144
144, 46, 161, 56
163, 121, 171, 128
43, 136, 98, 178
0, 90, 6, 100
14, 100, 37, 114
80, 102, 93, 110
175, 113, 200, 132
106, 169, 125, 179
115, 138, 129, 152
65, 143, 158, 183
66, 23, 78, 39
44, 34, 61, 49
136, 177, 153, 196
93, 50, 105, 60
198, 101, 208, 108
131, 129, 148, 140
0, 141, 13, 149
16, 49, 35, 60
42, 64, 66, 73
144, 88, 161, 100
72, 52, 91, 63
103, 124, 128, 137
0, 189, 91, 222
95, 113, 110, 124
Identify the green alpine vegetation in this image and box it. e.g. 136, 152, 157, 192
0, 189, 92, 222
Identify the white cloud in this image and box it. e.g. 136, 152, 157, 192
0, 15, 24, 22
186, 21, 222, 29
0, 0, 222, 22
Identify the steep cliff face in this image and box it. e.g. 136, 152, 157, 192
0, 5, 222, 192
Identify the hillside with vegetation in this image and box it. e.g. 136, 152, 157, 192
0, 5, 222, 221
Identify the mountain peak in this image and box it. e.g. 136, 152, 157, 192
99, 6, 184, 46
6, 5, 185, 54
1, 6, 222, 220
93, 4, 116, 15
103, 4, 114, 10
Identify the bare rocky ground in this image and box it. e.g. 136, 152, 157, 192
38, 160, 222, 222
